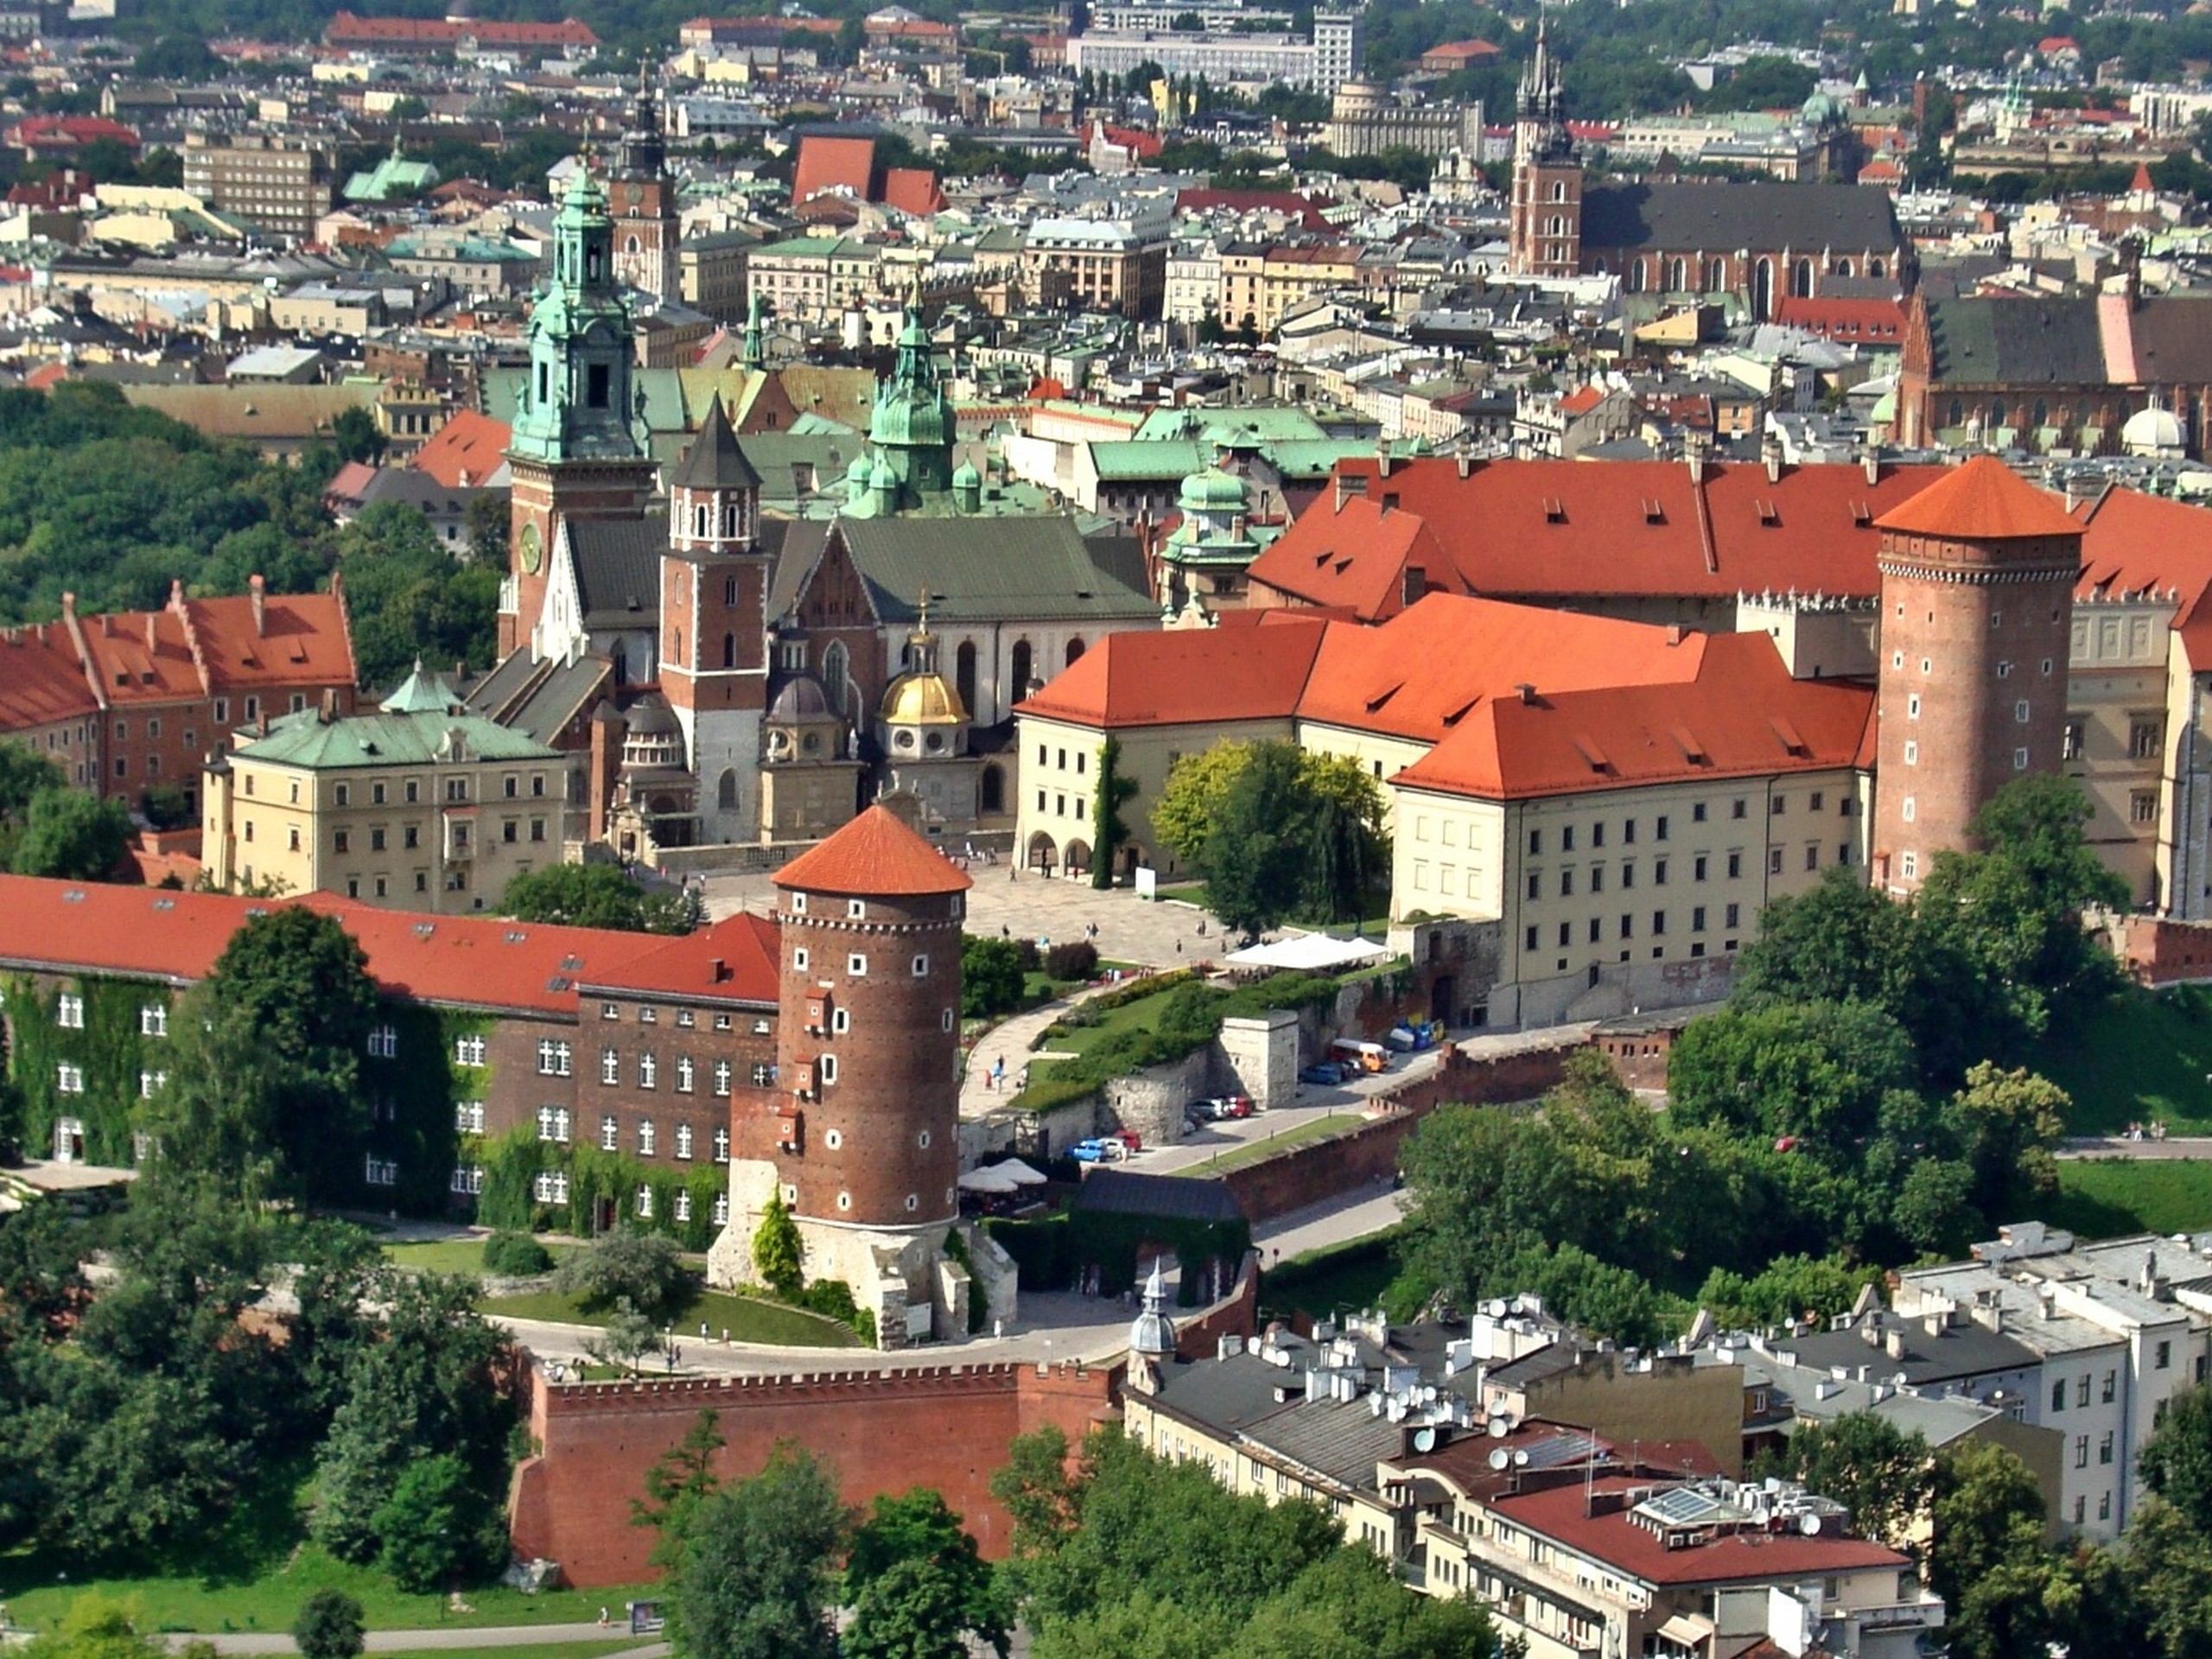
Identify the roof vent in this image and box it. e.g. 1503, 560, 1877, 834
561, 954, 582, 971
413, 921, 435, 937
62, 888, 86, 902
1849, 500, 1873, 527
547, 976, 574, 992
1643, 499, 1664, 524
1755, 499, 1780, 525
505, 929, 527, 943
1542, 497, 1566, 523
152, 898, 175, 910
1516, 682, 1537, 704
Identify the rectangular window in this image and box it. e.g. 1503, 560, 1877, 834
1805, 844, 1819, 871
1693, 802, 1707, 823
1527, 872, 1541, 900
1651, 909, 1666, 936
2100, 1432, 2114, 1465
537, 1040, 571, 1077
367, 1025, 398, 1058
56, 1062, 84, 1094
1525, 925, 1539, 950
677, 1056, 695, 1093
2063, 719, 2085, 761
1693, 906, 1707, 931
2158, 1339, 2173, 1370
57, 993, 84, 1029
1694, 854, 1707, 881
1725, 903, 1740, 929
1655, 815, 1669, 841
2132, 719, 2162, 760
2133, 791, 2159, 825
676, 1122, 694, 1160
639, 1120, 656, 1156
751, 1062, 774, 1087
1528, 828, 1542, 855
140, 1004, 167, 1037
639, 1052, 658, 1090
1560, 870, 1573, 897
2078, 1375, 2091, 1408
2075, 1435, 2088, 1470
1769, 848, 1783, 875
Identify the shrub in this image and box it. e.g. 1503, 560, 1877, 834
481, 1230, 552, 1277
798, 1278, 860, 1325
1046, 940, 1100, 981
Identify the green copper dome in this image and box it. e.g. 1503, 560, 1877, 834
1179, 467, 1248, 514
869, 457, 898, 489
847, 452, 872, 482
952, 460, 981, 488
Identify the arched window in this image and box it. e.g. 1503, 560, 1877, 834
1668, 258, 1686, 292
1551, 181, 1567, 202
1987, 401, 2006, 431
626, 235, 640, 254
721, 633, 735, 669
1010, 639, 1033, 700
1625, 259, 1646, 294
1065, 637, 1086, 667
1869, 257, 1886, 278
717, 769, 739, 810
1754, 259, 1774, 320
611, 642, 629, 686
2033, 397, 2049, 430
955, 639, 977, 716
981, 763, 1004, 814
1834, 258, 1853, 278
822, 641, 849, 715
1948, 397, 1965, 429
1791, 257, 1814, 298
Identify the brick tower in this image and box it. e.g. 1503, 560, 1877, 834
1871, 456, 2082, 893
660, 392, 768, 843
709, 806, 1015, 1344
1507, 23, 1581, 280
609, 72, 679, 302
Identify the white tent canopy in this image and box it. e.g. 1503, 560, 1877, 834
1223, 932, 1391, 974
957, 1159, 1049, 1194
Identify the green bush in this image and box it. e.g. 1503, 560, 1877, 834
481, 1230, 552, 1277
798, 1278, 859, 1325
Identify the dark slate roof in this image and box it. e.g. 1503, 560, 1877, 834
1255, 1396, 1408, 1489
671, 391, 762, 492
1579, 182, 1904, 256
357, 467, 493, 516
571, 518, 668, 627
2130, 296, 2212, 385
1071, 1167, 1248, 1224
1778, 1318, 2043, 1388
1150, 1350, 1304, 1433
463, 650, 612, 745
835, 516, 1157, 626
1084, 530, 1150, 599
766, 518, 834, 621
1921, 296, 2107, 385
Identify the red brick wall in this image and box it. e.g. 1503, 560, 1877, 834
507, 1357, 1117, 1585
2120, 915, 2212, 986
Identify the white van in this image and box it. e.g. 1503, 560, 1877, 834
1329, 1038, 1389, 1075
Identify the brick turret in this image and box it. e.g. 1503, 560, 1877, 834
1872, 457, 2082, 893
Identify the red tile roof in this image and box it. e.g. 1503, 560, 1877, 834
0, 620, 96, 730
294, 895, 657, 1015
326, 10, 597, 46
175, 588, 357, 698
1394, 632, 1875, 801
1297, 596, 1708, 745
1489, 1477, 1906, 1588
576, 910, 780, 1005
772, 804, 975, 897
880, 167, 945, 218
1307, 457, 1948, 602
410, 409, 511, 489
1771, 296, 1906, 342
793, 135, 876, 206
1016, 618, 1328, 729
1243, 496, 1452, 621
1874, 456, 2082, 541
1173, 188, 1335, 231
2075, 485, 2212, 602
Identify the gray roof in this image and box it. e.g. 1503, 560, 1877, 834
1071, 1168, 1248, 1224
571, 518, 669, 627
1921, 296, 2107, 386
766, 518, 834, 621
464, 650, 612, 745
671, 391, 761, 493
357, 467, 493, 517
1777, 1317, 2043, 1388
1579, 182, 1904, 257
1149, 1349, 1303, 1433
2126, 296, 2212, 385
834, 516, 1157, 627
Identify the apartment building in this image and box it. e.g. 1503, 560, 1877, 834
1021, 216, 1169, 320
181, 130, 334, 241
203, 665, 577, 913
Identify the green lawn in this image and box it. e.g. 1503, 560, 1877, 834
1030, 983, 1181, 1058
479, 1284, 858, 1348
2031, 986, 2212, 1135
1173, 1115, 1367, 1176
385, 1644, 649, 1659
2051, 1159, 2212, 1240
0, 1533, 656, 1638
381, 1236, 584, 1277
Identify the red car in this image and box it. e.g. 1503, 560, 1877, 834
1108, 1128, 1143, 1152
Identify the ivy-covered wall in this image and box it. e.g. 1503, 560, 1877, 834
360, 1004, 487, 1215
3, 973, 172, 1167
474, 1126, 728, 1251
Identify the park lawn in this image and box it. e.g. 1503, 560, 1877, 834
0, 1534, 656, 1638
381, 1236, 584, 1277
2031, 985, 2212, 1135
478, 1283, 859, 1348
1028, 982, 1184, 1059
1172, 1115, 1367, 1176
2050, 1159, 2212, 1240
385, 1644, 648, 1659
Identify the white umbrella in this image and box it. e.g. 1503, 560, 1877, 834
957, 1165, 1020, 1194
998, 1158, 1049, 1185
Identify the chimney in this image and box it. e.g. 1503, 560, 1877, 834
1685, 430, 1707, 484
1516, 682, 1537, 703
103, 613, 114, 637
1762, 430, 1783, 485
1885, 1326, 1905, 1360
1376, 435, 1391, 480
1862, 442, 1880, 486
60, 591, 74, 624
144, 611, 156, 650
249, 573, 265, 637
320, 687, 338, 721
1665, 623, 1686, 645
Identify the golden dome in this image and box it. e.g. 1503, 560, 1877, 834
880, 670, 968, 726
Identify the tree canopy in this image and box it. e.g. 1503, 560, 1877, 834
500, 862, 700, 934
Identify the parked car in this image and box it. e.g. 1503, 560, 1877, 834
1070, 1138, 1111, 1163
1300, 1061, 1349, 1086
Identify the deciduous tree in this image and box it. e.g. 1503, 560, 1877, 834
667, 1442, 849, 1659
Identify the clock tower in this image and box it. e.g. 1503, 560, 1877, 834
500, 162, 658, 662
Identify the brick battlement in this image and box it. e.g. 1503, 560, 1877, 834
510, 1352, 1125, 1586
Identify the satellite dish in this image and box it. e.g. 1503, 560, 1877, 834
1800, 1514, 1822, 1536
1413, 1426, 1438, 1452
1487, 1447, 1511, 1471
1488, 1415, 1510, 1439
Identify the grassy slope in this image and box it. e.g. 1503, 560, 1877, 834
2052, 1159, 2212, 1240
381, 1236, 582, 1277
479, 1284, 858, 1348
2031, 986, 2212, 1135
1171, 1115, 1368, 1175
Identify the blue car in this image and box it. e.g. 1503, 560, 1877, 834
1300, 1062, 1348, 1086
1070, 1139, 1111, 1163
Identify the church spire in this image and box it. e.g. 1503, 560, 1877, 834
742, 289, 766, 371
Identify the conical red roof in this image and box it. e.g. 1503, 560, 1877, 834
1873, 455, 2080, 540
772, 804, 973, 897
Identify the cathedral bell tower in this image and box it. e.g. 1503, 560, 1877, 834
1507, 23, 1582, 280
862, 281, 956, 512
501, 161, 658, 661
661, 392, 770, 844
610, 70, 680, 302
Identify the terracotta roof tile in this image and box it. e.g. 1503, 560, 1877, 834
772, 804, 974, 897
411, 409, 512, 490
880, 167, 945, 217
793, 136, 875, 206
2074, 485, 2212, 602
1243, 496, 1453, 621
577, 911, 780, 1005
1395, 633, 1873, 800
1873, 455, 2081, 540
0, 620, 97, 729
1016, 619, 1327, 728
